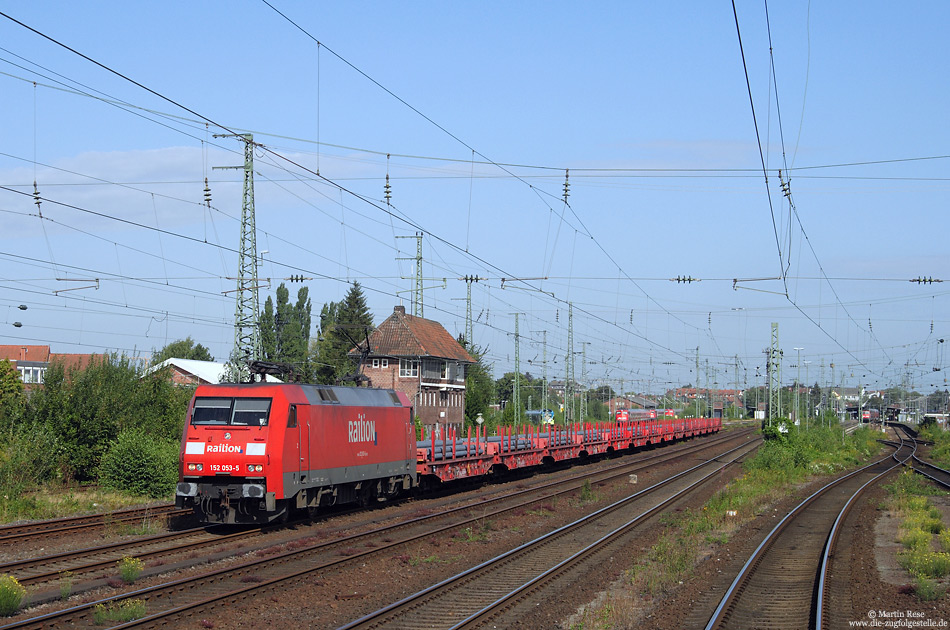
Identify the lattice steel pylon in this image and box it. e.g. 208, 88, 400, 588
397, 232, 424, 317
512, 313, 521, 423
565, 302, 575, 423
767, 321, 782, 422
459, 275, 485, 345
580, 341, 588, 421
214, 133, 261, 364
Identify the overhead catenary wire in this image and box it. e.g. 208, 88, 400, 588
1, 9, 943, 388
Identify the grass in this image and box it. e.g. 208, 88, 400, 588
408, 554, 456, 566
92, 599, 146, 624
59, 570, 74, 601
887, 470, 950, 598
112, 515, 166, 537
457, 520, 494, 542
118, 556, 144, 584
577, 479, 597, 504
0, 575, 26, 616
0, 485, 160, 524
579, 424, 886, 626
920, 425, 950, 470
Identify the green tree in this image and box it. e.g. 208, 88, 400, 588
99, 429, 179, 498
24, 355, 192, 482
259, 296, 277, 361
151, 337, 213, 365
927, 388, 949, 413
0, 360, 24, 432
259, 283, 312, 370
310, 282, 374, 384
459, 338, 494, 426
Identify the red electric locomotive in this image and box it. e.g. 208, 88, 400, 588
175, 382, 415, 524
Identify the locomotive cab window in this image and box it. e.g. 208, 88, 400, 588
191, 397, 272, 426
231, 399, 271, 426
191, 398, 232, 425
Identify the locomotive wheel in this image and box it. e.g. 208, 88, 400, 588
357, 483, 376, 507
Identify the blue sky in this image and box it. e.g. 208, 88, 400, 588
1, 2, 947, 396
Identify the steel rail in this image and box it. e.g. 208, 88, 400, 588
340, 440, 759, 630
815, 431, 916, 630
0, 504, 183, 543
0, 429, 751, 629
0, 527, 257, 587
705, 432, 914, 630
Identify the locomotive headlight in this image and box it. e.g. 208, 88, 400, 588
247, 464, 263, 473
186, 463, 204, 472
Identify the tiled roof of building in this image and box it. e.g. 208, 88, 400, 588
52, 353, 104, 371
363, 306, 475, 363
0, 345, 102, 369
0, 345, 51, 362
144, 358, 282, 384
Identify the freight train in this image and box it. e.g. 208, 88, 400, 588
176, 382, 721, 524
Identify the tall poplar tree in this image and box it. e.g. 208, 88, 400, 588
311, 281, 374, 384
259, 283, 312, 369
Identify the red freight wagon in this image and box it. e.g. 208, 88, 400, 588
176, 383, 414, 524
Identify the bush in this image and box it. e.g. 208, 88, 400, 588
93, 599, 146, 624
99, 430, 178, 498
118, 556, 144, 583
0, 425, 59, 495
0, 575, 25, 616
24, 356, 192, 481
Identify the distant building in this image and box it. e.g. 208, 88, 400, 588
830, 386, 880, 403
667, 387, 744, 407
0, 344, 103, 390
607, 395, 656, 410
144, 358, 282, 386
354, 305, 475, 436
145, 358, 229, 386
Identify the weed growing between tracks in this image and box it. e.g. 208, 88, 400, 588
574, 479, 598, 506
92, 598, 146, 624
887, 469, 950, 600
58, 570, 74, 601
118, 556, 144, 584
0, 486, 156, 523
569, 425, 884, 629
0, 575, 25, 616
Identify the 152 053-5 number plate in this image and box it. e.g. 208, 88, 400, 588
210, 464, 240, 473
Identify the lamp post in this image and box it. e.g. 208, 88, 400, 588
803, 360, 811, 427
793, 348, 804, 426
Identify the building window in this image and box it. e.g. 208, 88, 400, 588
399, 359, 418, 378
381, 358, 389, 368
372, 359, 380, 369
440, 362, 448, 379
17, 366, 45, 384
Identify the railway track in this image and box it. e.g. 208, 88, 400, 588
704, 429, 914, 630
910, 456, 950, 489
4, 428, 748, 604
0, 526, 259, 587
0, 504, 184, 544
1, 429, 755, 628
340, 440, 760, 630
